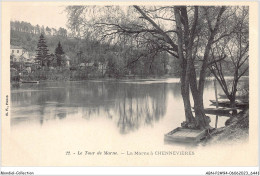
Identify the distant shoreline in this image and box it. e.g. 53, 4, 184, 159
11, 75, 250, 84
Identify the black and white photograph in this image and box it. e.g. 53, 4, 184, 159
1, 1, 259, 174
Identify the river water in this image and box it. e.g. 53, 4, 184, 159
8, 78, 249, 166
11, 78, 233, 132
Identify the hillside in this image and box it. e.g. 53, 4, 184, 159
10, 27, 114, 66
10, 20, 174, 77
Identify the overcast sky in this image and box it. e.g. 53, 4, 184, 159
10, 5, 68, 29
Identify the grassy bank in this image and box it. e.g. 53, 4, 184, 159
202, 108, 249, 145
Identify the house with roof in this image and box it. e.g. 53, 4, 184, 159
79, 62, 94, 69
98, 62, 108, 75
10, 45, 34, 63
10, 46, 23, 57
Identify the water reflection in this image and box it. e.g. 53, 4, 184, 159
11, 80, 168, 133
11, 78, 248, 135
115, 83, 167, 134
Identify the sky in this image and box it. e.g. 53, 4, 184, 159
10, 5, 68, 30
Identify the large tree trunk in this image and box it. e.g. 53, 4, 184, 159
230, 71, 239, 108
174, 7, 196, 128
230, 96, 236, 108
194, 93, 211, 129
189, 61, 211, 129
229, 84, 237, 109
181, 85, 194, 123
180, 60, 195, 124
174, 7, 210, 129
180, 59, 210, 129
196, 40, 213, 129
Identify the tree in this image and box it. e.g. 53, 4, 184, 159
208, 7, 249, 107
52, 28, 57, 35
172, 6, 226, 128
66, 6, 232, 129
36, 34, 50, 67
35, 24, 41, 34
41, 25, 45, 35
55, 41, 65, 67
47, 53, 55, 67
46, 26, 52, 35
58, 27, 67, 37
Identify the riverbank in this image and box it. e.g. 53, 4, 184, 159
202, 108, 249, 145
11, 68, 179, 82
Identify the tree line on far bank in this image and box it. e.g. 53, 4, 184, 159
11, 19, 247, 81
11, 25, 177, 78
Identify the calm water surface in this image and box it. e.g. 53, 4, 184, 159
11, 78, 240, 133
8, 78, 249, 165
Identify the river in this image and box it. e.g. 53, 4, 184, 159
8, 78, 248, 166
11, 78, 231, 131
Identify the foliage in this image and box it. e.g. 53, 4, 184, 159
11, 20, 68, 36
208, 7, 249, 107
55, 41, 65, 67
11, 20, 176, 77
36, 34, 50, 67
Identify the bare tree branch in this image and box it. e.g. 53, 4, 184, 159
134, 5, 178, 52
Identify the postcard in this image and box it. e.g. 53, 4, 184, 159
1, 1, 258, 169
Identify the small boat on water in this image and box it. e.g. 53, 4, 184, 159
218, 94, 247, 100
164, 127, 206, 143
11, 80, 40, 88
210, 99, 233, 105
204, 107, 237, 116
192, 107, 237, 116
21, 81, 40, 84
210, 100, 248, 109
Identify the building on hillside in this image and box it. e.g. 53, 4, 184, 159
10, 46, 27, 62
63, 55, 71, 67
10, 46, 37, 73
86, 62, 94, 67
79, 61, 107, 75
79, 63, 87, 67
98, 62, 108, 75
79, 62, 94, 68
10, 45, 35, 63
10, 45, 23, 56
